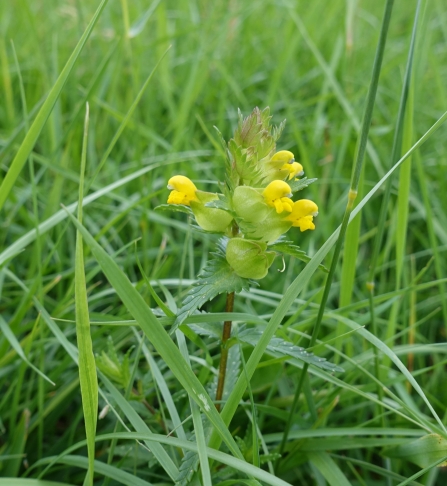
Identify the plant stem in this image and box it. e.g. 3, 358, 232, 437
215, 291, 235, 411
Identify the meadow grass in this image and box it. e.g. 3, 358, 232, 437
1, 0, 447, 484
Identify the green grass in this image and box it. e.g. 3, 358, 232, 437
1, 0, 447, 484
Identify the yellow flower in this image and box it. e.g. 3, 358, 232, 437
262, 180, 293, 214
271, 150, 295, 165
283, 161, 304, 180
270, 150, 304, 180
284, 199, 318, 232
167, 175, 199, 206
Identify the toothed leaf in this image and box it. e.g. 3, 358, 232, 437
269, 240, 328, 273
155, 203, 193, 216
173, 246, 251, 331
289, 177, 318, 193
237, 328, 344, 373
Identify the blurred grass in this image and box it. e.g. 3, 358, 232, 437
1, 0, 447, 484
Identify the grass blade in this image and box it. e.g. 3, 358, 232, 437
37, 433, 294, 486
0, 480, 73, 486
307, 452, 353, 486
63, 210, 244, 460
208, 107, 447, 452
74, 104, 98, 486
0, 315, 53, 385
177, 330, 212, 486
0, 0, 109, 211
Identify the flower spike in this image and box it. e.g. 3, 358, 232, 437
167, 175, 199, 206
262, 180, 294, 213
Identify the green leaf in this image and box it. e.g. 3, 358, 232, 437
0, 481, 73, 486
37, 455, 154, 486
0, 162, 177, 268
176, 330, 212, 486
307, 452, 353, 486
237, 328, 344, 373
176, 446, 200, 486
383, 434, 447, 469
2, 410, 29, 477
269, 240, 328, 272
99, 372, 179, 480
154, 203, 194, 216
204, 194, 233, 214
288, 177, 318, 193
174, 245, 251, 328
37, 432, 294, 486
0, 315, 53, 385
0, 0, 109, 211
74, 104, 98, 486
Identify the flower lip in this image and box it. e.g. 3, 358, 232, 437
286, 193, 293, 198
297, 170, 304, 177
288, 158, 295, 164
167, 184, 174, 190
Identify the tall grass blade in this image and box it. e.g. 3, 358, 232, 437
0, 0, 109, 211
63, 210, 244, 460
208, 98, 447, 454
74, 105, 98, 486
277, 0, 395, 459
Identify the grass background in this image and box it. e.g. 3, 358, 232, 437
1, 0, 447, 484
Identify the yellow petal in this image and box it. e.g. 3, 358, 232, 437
263, 180, 293, 214
167, 175, 199, 205
284, 199, 318, 230
271, 150, 295, 164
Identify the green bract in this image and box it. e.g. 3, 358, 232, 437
191, 191, 234, 233
226, 238, 276, 279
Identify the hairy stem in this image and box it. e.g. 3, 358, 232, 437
215, 292, 235, 411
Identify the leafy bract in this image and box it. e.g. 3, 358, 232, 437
269, 240, 328, 272
155, 203, 194, 216
288, 177, 318, 193
174, 244, 252, 330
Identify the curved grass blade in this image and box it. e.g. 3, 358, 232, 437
63, 210, 244, 461
307, 452, 353, 486
36, 433, 294, 486
0, 315, 54, 385
0, 0, 109, 211
86, 44, 171, 191
208, 108, 447, 451
0, 160, 181, 267
38, 455, 154, 486
98, 373, 179, 480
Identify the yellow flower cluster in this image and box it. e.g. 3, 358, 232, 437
167, 150, 318, 234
